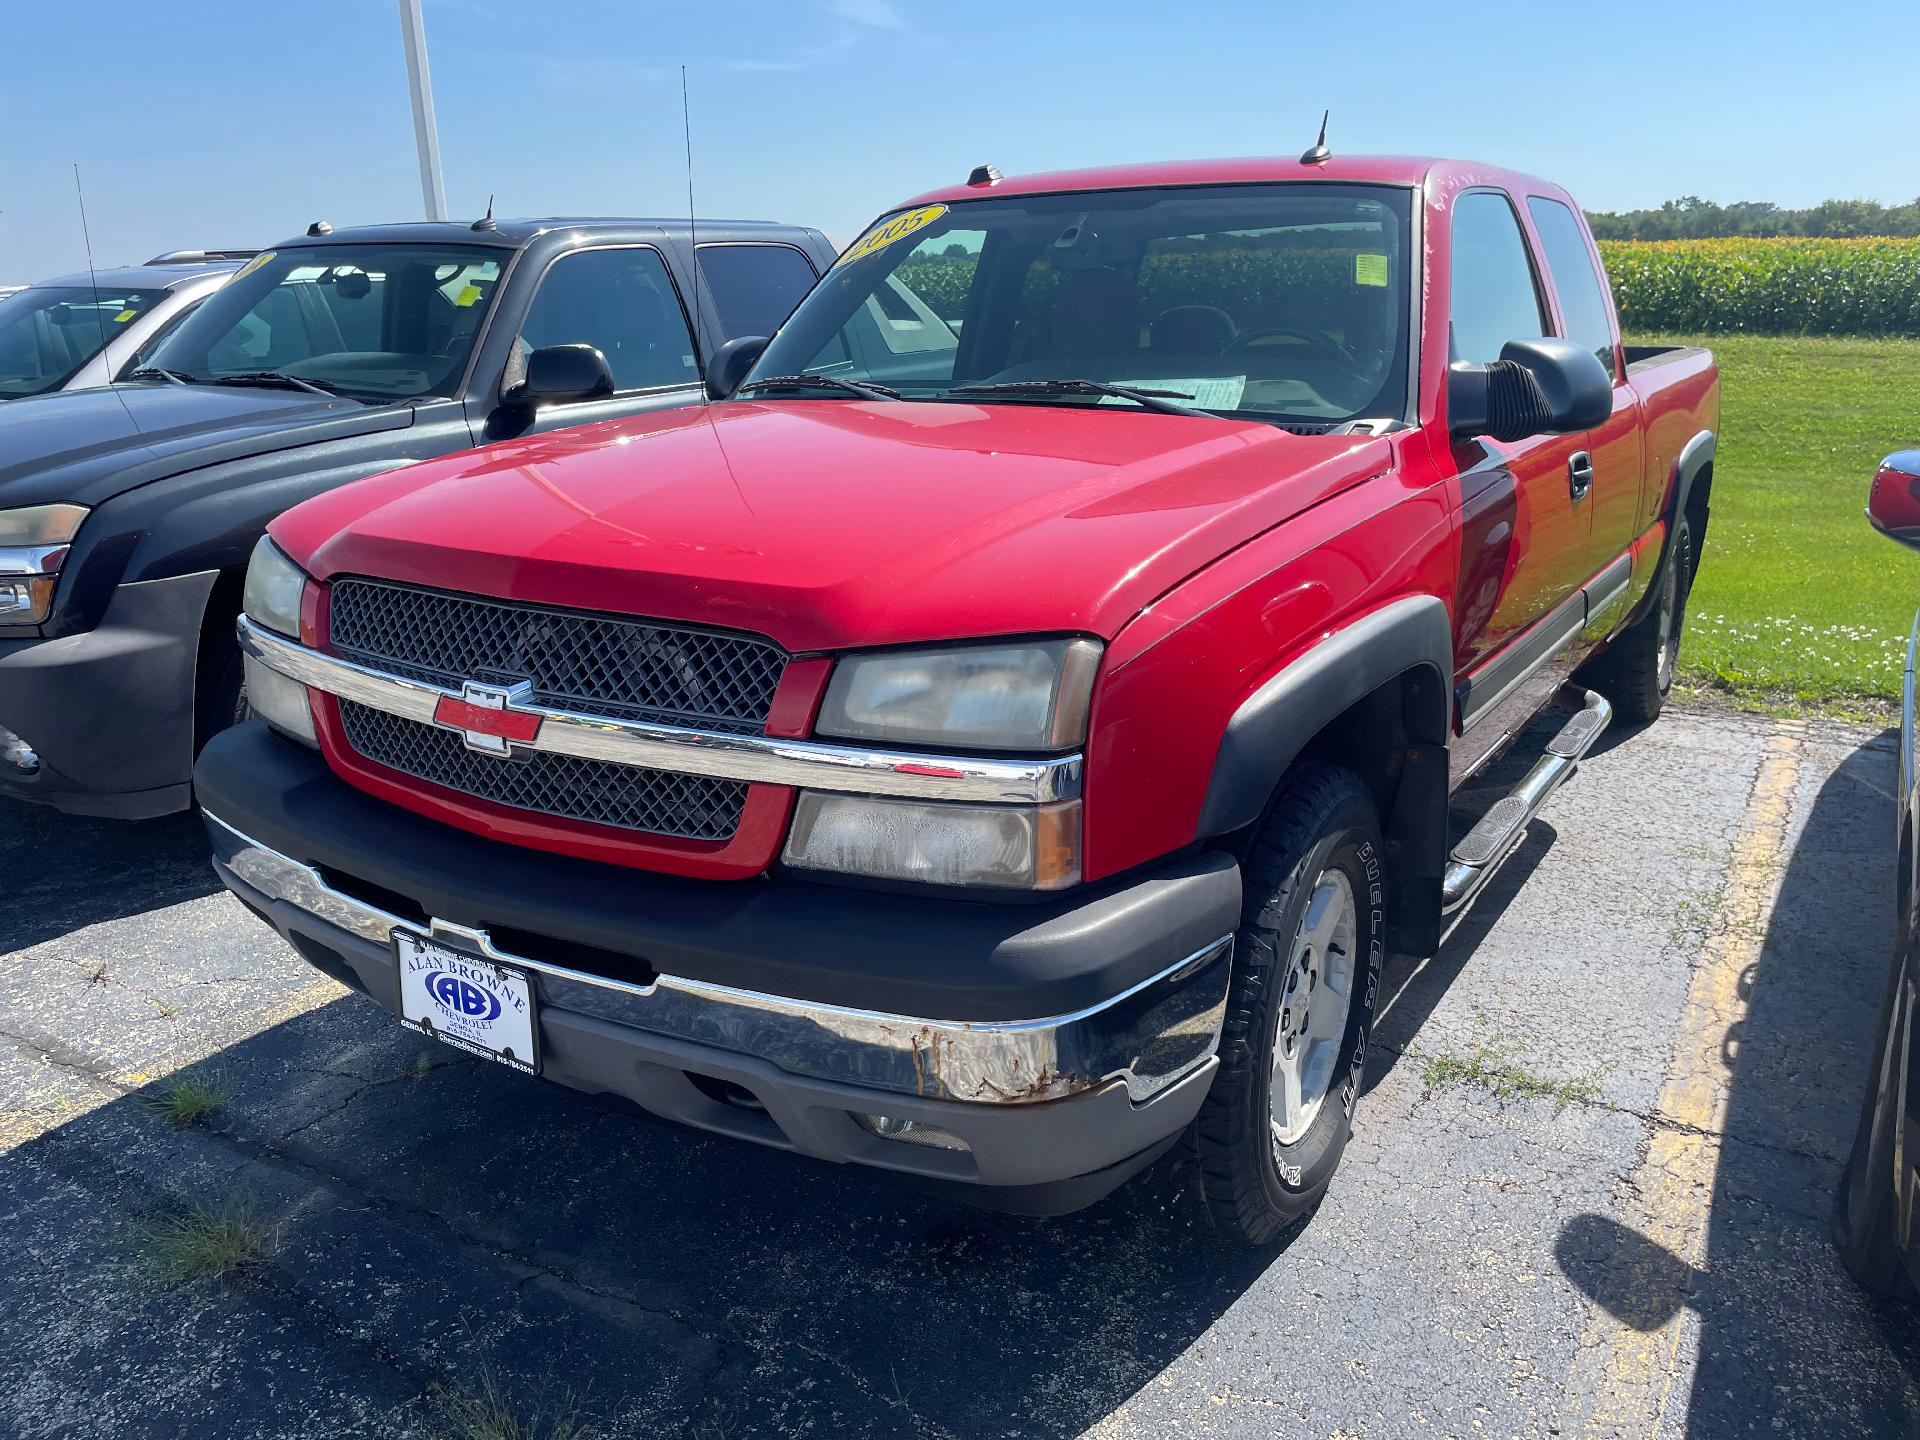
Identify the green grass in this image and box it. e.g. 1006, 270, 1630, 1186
1420, 1046, 1606, 1114
1633, 332, 1920, 712
138, 1069, 232, 1129
142, 1195, 268, 1283
435, 1371, 599, 1440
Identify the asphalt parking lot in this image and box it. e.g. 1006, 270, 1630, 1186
3, 704, 1918, 1439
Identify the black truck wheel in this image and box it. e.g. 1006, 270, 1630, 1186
1189, 763, 1385, 1245
1582, 514, 1694, 726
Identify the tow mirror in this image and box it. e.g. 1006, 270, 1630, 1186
504, 344, 614, 409
705, 335, 768, 401
1868, 452, 1920, 551
1449, 337, 1612, 444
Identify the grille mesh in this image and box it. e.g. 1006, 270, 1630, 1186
339, 701, 748, 842
329, 579, 786, 735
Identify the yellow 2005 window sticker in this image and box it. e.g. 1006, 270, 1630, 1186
453, 283, 484, 308
835, 204, 948, 268
113, 309, 138, 323
1353, 253, 1389, 287
232, 251, 275, 281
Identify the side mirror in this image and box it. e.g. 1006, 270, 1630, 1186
1448, 337, 1612, 444
504, 344, 614, 409
1868, 452, 1920, 551
705, 335, 768, 401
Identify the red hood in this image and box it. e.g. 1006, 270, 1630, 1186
275, 400, 1392, 652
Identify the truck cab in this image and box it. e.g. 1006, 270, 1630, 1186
195, 158, 1717, 1241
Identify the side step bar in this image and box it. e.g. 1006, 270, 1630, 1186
1440, 688, 1612, 915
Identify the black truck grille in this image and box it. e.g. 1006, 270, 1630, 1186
328, 579, 787, 735
339, 701, 749, 842
327, 579, 784, 842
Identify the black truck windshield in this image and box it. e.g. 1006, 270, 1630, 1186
145, 244, 505, 401
750, 183, 1413, 427
0, 286, 166, 398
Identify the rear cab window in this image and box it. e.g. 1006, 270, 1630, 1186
1526, 197, 1619, 380
695, 244, 820, 338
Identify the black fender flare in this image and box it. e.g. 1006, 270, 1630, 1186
1195, 594, 1454, 839
1654, 429, 1715, 588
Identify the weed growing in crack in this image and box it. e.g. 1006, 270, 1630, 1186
1420, 1046, 1608, 1114
142, 1194, 269, 1283
139, 1069, 232, 1129
435, 1369, 600, 1440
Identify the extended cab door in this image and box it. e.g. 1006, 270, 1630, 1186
1447, 190, 1594, 726
1524, 195, 1643, 623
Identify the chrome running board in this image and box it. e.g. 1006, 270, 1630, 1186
1441, 688, 1611, 915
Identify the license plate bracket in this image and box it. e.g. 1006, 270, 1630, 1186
395, 930, 538, 1074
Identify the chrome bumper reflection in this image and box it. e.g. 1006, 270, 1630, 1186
207, 813, 1231, 1106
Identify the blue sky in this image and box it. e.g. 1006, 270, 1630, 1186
3, 0, 1915, 280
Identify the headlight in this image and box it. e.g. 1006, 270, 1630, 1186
0, 503, 88, 626
783, 794, 1081, 890
241, 537, 317, 746
242, 536, 308, 639
817, 638, 1101, 751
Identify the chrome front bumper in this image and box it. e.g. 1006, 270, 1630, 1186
206, 814, 1233, 1107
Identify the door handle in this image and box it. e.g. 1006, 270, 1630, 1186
1568, 451, 1594, 503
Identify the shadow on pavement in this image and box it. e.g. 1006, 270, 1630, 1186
1554, 732, 1920, 1438
0, 800, 220, 953
1, 918, 1288, 1437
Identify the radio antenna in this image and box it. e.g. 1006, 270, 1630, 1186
73, 163, 148, 439
681, 65, 710, 408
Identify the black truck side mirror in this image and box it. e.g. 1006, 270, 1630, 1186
705, 336, 768, 401
504, 344, 615, 409
1448, 337, 1612, 444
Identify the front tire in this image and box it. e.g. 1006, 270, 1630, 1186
1189, 763, 1385, 1245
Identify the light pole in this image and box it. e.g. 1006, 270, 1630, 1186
397, 0, 448, 221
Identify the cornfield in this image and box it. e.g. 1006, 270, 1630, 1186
1598, 237, 1920, 336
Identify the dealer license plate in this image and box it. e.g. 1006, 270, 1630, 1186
395, 930, 537, 1074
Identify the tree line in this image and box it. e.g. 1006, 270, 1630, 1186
1586, 196, 1920, 240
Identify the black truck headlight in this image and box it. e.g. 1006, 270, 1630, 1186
0, 503, 88, 626
241, 537, 317, 747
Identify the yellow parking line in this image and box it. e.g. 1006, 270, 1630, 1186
1573, 723, 1805, 1436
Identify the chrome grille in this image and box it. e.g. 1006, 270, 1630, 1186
328, 579, 786, 735
339, 701, 748, 842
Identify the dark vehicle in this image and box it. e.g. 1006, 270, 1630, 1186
1836, 448, 1920, 1298
197, 156, 1718, 1241
0, 216, 835, 817
0, 251, 255, 399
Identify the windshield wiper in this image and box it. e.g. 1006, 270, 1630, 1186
735, 372, 901, 402
948, 378, 1208, 417
125, 366, 197, 387
210, 371, 348, 399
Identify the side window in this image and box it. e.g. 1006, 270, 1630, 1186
696, 244, 819, 338
1448, 192, 1546, 366
518, 247, 698, 392
1527, 197, 1618, 381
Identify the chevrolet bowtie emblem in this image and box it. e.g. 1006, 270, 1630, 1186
432, 680, 541, 755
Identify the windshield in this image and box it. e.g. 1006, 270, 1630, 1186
144, 244, 505, 401
0, 286, 167, 398
750, 183, 1413, 428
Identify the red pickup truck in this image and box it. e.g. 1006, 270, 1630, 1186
197, 155, 1718, 1243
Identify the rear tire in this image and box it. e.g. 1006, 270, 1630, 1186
1189, 763, 1385, 1246
1582, 514, 1694, 726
